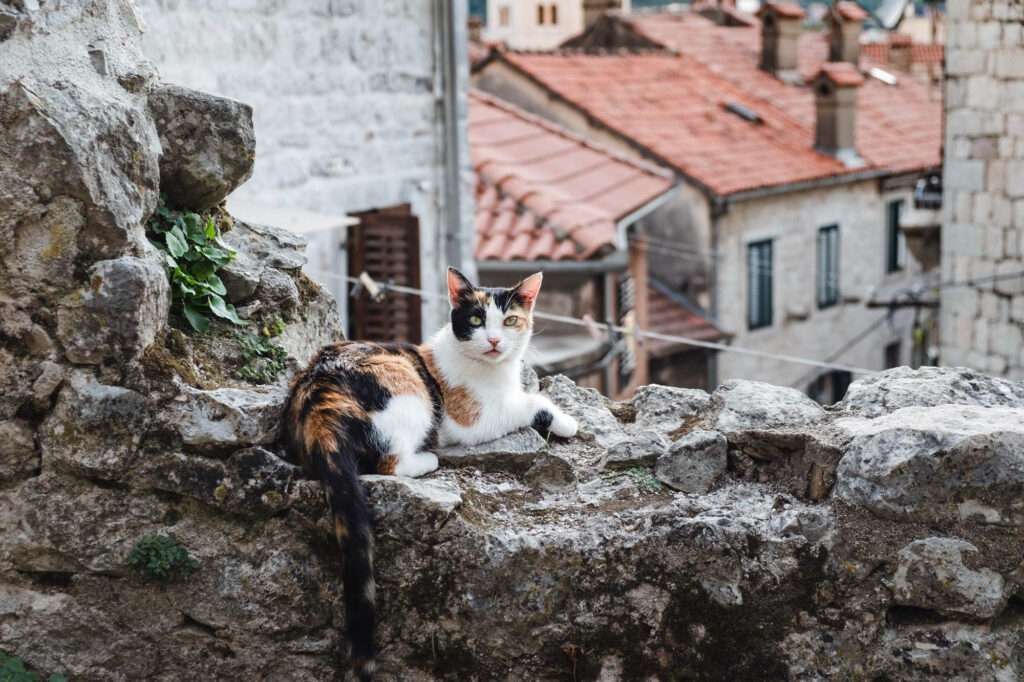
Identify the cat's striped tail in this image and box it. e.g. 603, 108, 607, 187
312, 443, 377, 680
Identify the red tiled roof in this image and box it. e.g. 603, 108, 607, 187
491, 11, 941, 197
834, 1, 869, 22
816, 61, 866, 87
861, 41, 944, 66
469, 90, 674, 262
646, 278, 725, 354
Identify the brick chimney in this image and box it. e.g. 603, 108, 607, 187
888, 33, 913, 71
812, 62, 865, 167
828, 1, 867, 64
757, 2, 806, 79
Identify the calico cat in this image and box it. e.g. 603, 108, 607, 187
280, 267, 577, 680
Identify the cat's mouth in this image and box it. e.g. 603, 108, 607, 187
483, 349, 502, 358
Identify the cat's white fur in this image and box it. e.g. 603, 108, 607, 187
384, 273, 578, 478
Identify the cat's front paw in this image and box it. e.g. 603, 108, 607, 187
394, 452, 439, 478
550, 411, 578, 439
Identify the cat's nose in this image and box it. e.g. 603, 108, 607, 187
487, 337, 501, 348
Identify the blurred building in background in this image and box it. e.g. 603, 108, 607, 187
138, 0, 475, 343
939, 0, 1024, 380
474, 2, 942, 397
482, 0, 631, 49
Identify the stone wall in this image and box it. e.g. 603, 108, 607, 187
941, 0, 1024, 378
136, 0, 476, 333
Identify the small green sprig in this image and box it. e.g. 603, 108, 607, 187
128, 534, 199, 583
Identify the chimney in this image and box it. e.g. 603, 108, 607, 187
888, 33, 913, 71
757, 2, 806, 79
812, 62, 865, 167
828, 1, 867, 64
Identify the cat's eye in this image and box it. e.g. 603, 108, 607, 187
469, 315, 483, 326
503, 316, 520, 327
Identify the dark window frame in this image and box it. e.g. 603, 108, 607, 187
886, 199, 906, 273
884, 340, 902, 369
550, 3, 558, 24
537, 3, 545, 24
747, 239, 774, 330
817, 224, 840, 309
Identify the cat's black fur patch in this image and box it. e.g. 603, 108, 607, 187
531, 409, 553, 436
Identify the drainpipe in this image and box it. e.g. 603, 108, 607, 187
708, 198, 728, 389
436, 0, 471, 277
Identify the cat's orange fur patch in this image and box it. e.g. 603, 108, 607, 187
419, 347, 481, 427
362, 352, 429, 401
376, 455, 398, 476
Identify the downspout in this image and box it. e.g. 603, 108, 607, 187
436, 0, 470, 275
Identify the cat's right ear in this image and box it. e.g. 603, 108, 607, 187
447, 267, 473, 307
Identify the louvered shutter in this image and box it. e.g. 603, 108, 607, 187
347, 205, 422, 343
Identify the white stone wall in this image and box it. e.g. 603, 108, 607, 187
136, 0, 475, 334
715, 181, 920, 388
941, 0, 1024, 378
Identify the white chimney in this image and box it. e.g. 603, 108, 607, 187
811, 62, 865, 167
757, 2, 806, 80
828, 1, 867, 65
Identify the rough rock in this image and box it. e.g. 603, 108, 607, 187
542, 374, 626, 447
839, 366, 1024, 418
254, 267, 300, 315
655, 429, 727, 493
625, 383, 711, 433
38, 373, 149, 480
835, 404, 1024, 525
221, 220, 307, 271
603, 429, 668, 468
56, 256, 170, 364
438, 428, 548, 473
0, 419, 36, 485
147, 84, 255, 211
889, 538, 1008, 620
713, 379, 826, 436
218, 248, 262, 303
161, 383, 286, 448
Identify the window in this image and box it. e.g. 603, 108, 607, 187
747, 239, 773, 330
816, 224, 840, 308
537, 3, 545, 24
498, 5, 510, 27
550, 3, 558, 24
886, 199, 906, 273
807, 370, 853, 405
884, 341, 901, 369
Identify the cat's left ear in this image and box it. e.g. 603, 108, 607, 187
514, 272, 543, 311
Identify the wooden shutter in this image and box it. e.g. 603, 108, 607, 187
348, 205, 422, 343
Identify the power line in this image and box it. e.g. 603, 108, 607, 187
304, 269, 877, 376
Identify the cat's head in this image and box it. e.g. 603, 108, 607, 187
446, 267, 542, 364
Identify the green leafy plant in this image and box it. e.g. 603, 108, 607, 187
235, 315, 288, 384
147, 196, 246, 333
128, 534, 199, 583
0, 651, 65, 682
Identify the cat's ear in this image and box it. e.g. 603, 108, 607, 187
447, 267, 474, 307
514, 272, 543, 311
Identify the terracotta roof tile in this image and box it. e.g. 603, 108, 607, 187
493, 11, 941, 197
758, 1, 806, 19
646, 278, 726, 354
815, 61, 866, 87
861, 40, 944, 66
834, 1, 869, 21
470, 90, 674, 262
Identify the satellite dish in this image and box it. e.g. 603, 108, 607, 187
872, 0, 912, 29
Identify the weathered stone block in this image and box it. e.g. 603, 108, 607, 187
655, 429, 727, 494
890, 538, 1007, 620
603, 429, 668, 469
162, 383, 287, 448
148, 84, 255, 210
56, 256, 170, 365
38, 373, 149, 480
0, 419, 36, 484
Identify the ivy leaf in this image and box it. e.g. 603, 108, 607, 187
182, 303, 210, 332
205, 218, 218, 240
207, 295, 247, 325
165, 227, 188, 258
203, 273, 227, 296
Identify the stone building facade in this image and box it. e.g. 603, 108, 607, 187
940, 0, 1024, 378
136, 0, 475, 337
